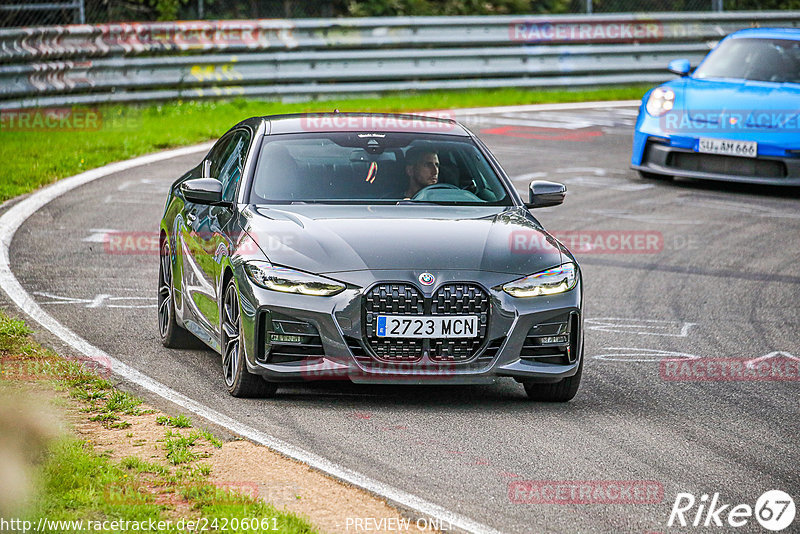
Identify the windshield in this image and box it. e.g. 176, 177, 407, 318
249, 133, 512, 205
693, 37, 800, 83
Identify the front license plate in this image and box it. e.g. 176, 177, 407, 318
376, 315, 478, 338
697, 138, 757, 158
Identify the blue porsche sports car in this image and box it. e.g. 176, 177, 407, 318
631, 27, 800, 186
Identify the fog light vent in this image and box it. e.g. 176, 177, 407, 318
259, 311, 324, 364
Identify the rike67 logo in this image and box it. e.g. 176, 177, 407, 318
668, 490, 795, 531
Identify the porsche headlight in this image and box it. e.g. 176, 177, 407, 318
244, 262, 345, 296
646, 87, 675, 117
502, 263, 578, 298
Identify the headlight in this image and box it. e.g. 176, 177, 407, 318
244, 262, 345, 296
645, 87, 675, 117
502, 263, 578, 298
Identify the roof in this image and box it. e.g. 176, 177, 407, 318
261, 112, 469, 136
727, 27, 800, 41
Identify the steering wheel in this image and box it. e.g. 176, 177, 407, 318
411, 183, 461, 199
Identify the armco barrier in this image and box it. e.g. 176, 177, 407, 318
1, 12, 798, 108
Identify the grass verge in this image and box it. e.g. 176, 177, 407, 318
0, 85, 648, 203
0, 310, 317, 533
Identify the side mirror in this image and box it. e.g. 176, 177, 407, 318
180, 178, 223, 205
668, 59, 691, 77
526, 181, 566, 209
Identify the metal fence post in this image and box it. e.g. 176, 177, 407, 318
586, 0, 593, 14
78, 0, 85, 23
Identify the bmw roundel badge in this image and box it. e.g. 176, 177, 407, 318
419, 272, 435, 286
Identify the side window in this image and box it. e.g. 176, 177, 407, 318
205, 133, 233, 178
208, 131, 251, 202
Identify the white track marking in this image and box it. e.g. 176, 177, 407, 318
565, 175, 654, 191
32, 291, 156, 309
449, 100, 640, 116
0, 142, 508, 534
592, 347, 701, 363
517, 167, 655, 192
511, 171, 548, 182
82, 228, 119, 242
746, 351, 800, 369
679, 197, 800, 220
585, 318, 697, 337
589, 208, 701, 225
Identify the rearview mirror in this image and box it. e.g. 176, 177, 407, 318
526, 181, 566, 209
180, 178, 223, 205
668, 59, 691, 77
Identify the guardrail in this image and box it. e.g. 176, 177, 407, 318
1, 11, 799, 109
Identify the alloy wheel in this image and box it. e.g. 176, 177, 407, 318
221, 283, 241, 388
158, 240, 172, 339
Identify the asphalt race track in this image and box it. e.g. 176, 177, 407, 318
5, 103, 800, 533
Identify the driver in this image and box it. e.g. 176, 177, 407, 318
404, 147, 439, 198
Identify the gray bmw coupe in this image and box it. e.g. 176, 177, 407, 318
159, 113, 583, 401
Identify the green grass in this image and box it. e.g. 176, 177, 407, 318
0, 85, 648, 203
120, 456, 171, 477
2, 311, 318, 533
199, 429, 223, 448
162, 429, 208, 465
179, 483, 316, 533
0, 315, 32, 349
87, 390, 144, 428
27, 438, 317, 533
28, 439, 164, 530
156, 413, 193, 428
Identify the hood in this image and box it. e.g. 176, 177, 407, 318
669, 78, 800, 141
241, 205, 564, 276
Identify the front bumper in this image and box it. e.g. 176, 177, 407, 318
633, 136, 800, 186
631, 107, 800, 186
235, 268, 583, 385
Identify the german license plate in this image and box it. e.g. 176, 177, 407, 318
376, 315, 478, 338
698, 138, 757, 158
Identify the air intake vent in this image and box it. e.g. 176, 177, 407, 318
262, 312, 324, 364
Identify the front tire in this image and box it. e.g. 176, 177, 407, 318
158, 239, 194, 348
523, 357, 583, 402
221, 279, 277, 398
